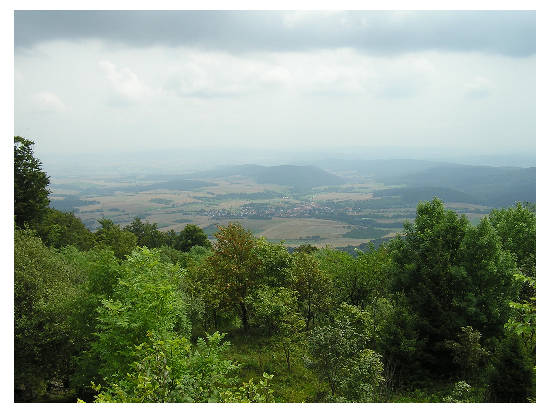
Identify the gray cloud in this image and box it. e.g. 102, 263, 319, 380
15, 10, 535, 57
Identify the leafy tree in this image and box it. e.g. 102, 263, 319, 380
57, 246, 121, 398
92, 332, 241, 403
14, 136, 50, 227
90, 248, 191, 383
253, 237, 293, 287
208, 223, 260, 332
374, 294, 423, 390
306, 303, 384, 401
124, 217, 166, 249
293, 244, 318, 254
291, 252, 332, 330
388, 199, 517, 375
246, 286, 305, 371
219, 373, 275, 403
186, 256, 230, 333
317, 245, 391, 309
444, 326, 490, 380
156, 245, 187, 266
14, 229, 82, 401
94, 218, 137, 259
489, 203, 536, 279
36, 208, 94, 250
456, 218, 518, 339
442, 381, 476, 403
505, 272, 536, 357
336, 349, 385, 403
486, 333, 534, 402
157, 244, 212, 269
175, 224, 211, 252
163, 229, 178, 248
316, 249, 358, 306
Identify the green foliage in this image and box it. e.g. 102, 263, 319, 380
505, 273, 536, 355
388, 199, 517, 375
444, 326, 489, 379
93, 332, 241, 402
219, 373, 275, 403
246, 286, 305, 371
58, 246, 122, 395
14, 136, 50, 227
94, 218, 137, 259
208, 223, 261, 331
291, 252, 332, 330
457, 218, 518, 338
175, 224, 211, 252
442, 381, 475, 403
293, 243, 318, 254
124, 217, 167, 249
156, 244, 187, 265
36, 208, 94, 250
14, 229, 81, 401
489, 202, 536, 278
374, 294, 422, 388
185, 255, 230, 334
486, 333, 534, 402
157, 244, 212, 268
306, 303, 384, 401
317, 245, 392, 309
247, 287, 301, 335
333, 349, 385, 402
253, 238, 292, 287
90, 248, 191, 382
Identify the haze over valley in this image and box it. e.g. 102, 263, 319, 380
48, 154, 535, 250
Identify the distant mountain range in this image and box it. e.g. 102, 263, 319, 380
57, 159, 533, 210
182, 161, 535, 207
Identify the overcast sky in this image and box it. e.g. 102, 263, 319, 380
14, 10, 536, 159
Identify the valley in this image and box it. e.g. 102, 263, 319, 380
48, 161, 533, 249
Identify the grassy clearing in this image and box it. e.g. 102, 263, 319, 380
225, 334, 326, 403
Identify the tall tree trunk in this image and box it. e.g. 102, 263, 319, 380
240, 302, 249, 332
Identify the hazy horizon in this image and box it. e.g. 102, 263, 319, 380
37, 145, 535, 180
15, 10, 535, 162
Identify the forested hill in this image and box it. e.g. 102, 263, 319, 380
308, 159, 535, 208
186, 164, 346, 190
384, 165, 536, 207
255, 165, 345, 189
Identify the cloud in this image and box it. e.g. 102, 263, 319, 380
31, 91, 67, 112
15, 11, 535, 57
158, 48, 440, 100
372, 56, 436, 99
99, 60, 151, 103
464, 76, 494, 99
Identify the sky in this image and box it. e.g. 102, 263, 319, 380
14, 10, 536, 164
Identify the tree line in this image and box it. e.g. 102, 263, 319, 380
14, 137, 536, 403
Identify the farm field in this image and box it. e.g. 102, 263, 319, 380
48, 168, 502, 249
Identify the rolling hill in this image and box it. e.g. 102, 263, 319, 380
187, 164, 346, 190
